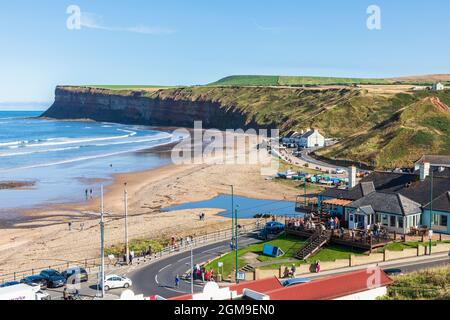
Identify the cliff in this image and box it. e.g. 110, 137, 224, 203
42, 86, 263, 130
43, 85, 450, 169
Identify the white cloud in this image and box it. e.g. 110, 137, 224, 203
80, 12, 175, 35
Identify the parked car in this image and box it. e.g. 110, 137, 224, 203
101, 275, 132, 291
0, 281, 20, 288
20, 275, 49, 290
62, 267, 89, 284
39, 269, 66, 288
281, 278, 312, 287
335, 168, 346, 174
383, 268, 403, 276
265, 221, 285, 234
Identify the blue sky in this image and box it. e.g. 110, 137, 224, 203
0, 0, 449, 106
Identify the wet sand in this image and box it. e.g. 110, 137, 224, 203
0, 131, 299, 276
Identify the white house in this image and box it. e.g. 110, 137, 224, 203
432, 82, 445, 91
296, 129, 325, 148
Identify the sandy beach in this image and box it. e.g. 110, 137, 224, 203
0, 131, 299, 277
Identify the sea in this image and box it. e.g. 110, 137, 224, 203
0, 111, 181, 214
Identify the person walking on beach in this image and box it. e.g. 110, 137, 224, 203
68, 222, 72, 231
80, 223, 84, 232
85, 189, 88, 201
90, 189, 93, 199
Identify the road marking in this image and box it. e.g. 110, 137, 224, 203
159, 264, 172, 273
155, 275, 159, 285
203, 246, 227, 254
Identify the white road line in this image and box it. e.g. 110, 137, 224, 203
158, 264, 172, 273
155, 275, 159, 285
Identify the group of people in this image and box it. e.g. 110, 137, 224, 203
198, 212, 206, 221
192, 264, 216, 283
84, 189, 93, 201
283, 264, 297, 278
287, 214, 317, 232
325, 216, 340, 230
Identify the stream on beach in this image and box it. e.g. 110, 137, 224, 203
162, 194, 301, 219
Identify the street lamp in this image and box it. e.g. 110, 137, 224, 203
429, 167, 434, 256
235, 205, 240, 284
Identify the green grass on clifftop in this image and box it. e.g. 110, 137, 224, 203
209, 75, 392, 86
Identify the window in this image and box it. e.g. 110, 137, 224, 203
398, 217, 404, 229
441, 215, 448, 227
390, 216, 396, 228
382, 215, 389, 226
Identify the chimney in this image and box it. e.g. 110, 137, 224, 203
420, 162, 430, 181
348, 166, 357, 189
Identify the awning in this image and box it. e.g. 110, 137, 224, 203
322, 199, 353, 206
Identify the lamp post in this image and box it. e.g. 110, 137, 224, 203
235, 205, 240, 284
100, 185, 105, 299
429, 168, 434, 256
124, 183, 130, 265
231, 185, 234, 249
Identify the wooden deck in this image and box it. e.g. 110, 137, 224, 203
286, 227, 392, 252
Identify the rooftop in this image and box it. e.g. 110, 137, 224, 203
347, 192, 422, 216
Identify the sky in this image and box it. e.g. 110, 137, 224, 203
0, 0, 449, 107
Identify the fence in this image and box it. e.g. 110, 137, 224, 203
0, 221, 264, 284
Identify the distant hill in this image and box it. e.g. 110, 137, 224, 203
50, 81, 449, 170
209, 74, 450, 87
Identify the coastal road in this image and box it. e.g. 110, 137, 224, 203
128, 234, 262, 299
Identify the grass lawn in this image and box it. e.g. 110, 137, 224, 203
381, 267, 450, 300
204, 234, 366, 277
380, 240, 450, 252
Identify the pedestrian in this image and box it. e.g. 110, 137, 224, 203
315, 260, 321, 273
90, 189, 93, 199
68, 222, 72, 231
129, 252, 134, 265
85, 189, 88, 200
63, 287, 69, 301
291, 264, 297, 278
80, 223, 84, 232
175, 274, 180, 288
230, 240, 234, 251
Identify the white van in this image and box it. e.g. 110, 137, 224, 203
0, 284, 50, 301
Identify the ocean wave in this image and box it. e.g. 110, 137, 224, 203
0, 137, 181, 173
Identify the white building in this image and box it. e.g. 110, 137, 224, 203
296, 129, 325, 148
432, 82, 445, 91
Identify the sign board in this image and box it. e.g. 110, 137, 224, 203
237, 272, 246, 281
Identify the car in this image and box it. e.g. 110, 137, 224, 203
281, 278, 312, 287
335, 168, 346, 174
101, 275, 132, 291
265, 221, 285, 234
383, 268, 403, 276
62, 267, 89, 284
0, 281, 20, 288
39, 269, 66, 288
20, 275, 49, 290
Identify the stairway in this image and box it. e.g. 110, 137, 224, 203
240, 264, 255, 272
296, 230, 331, 261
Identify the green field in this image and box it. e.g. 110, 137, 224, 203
208, 75, 392, 87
